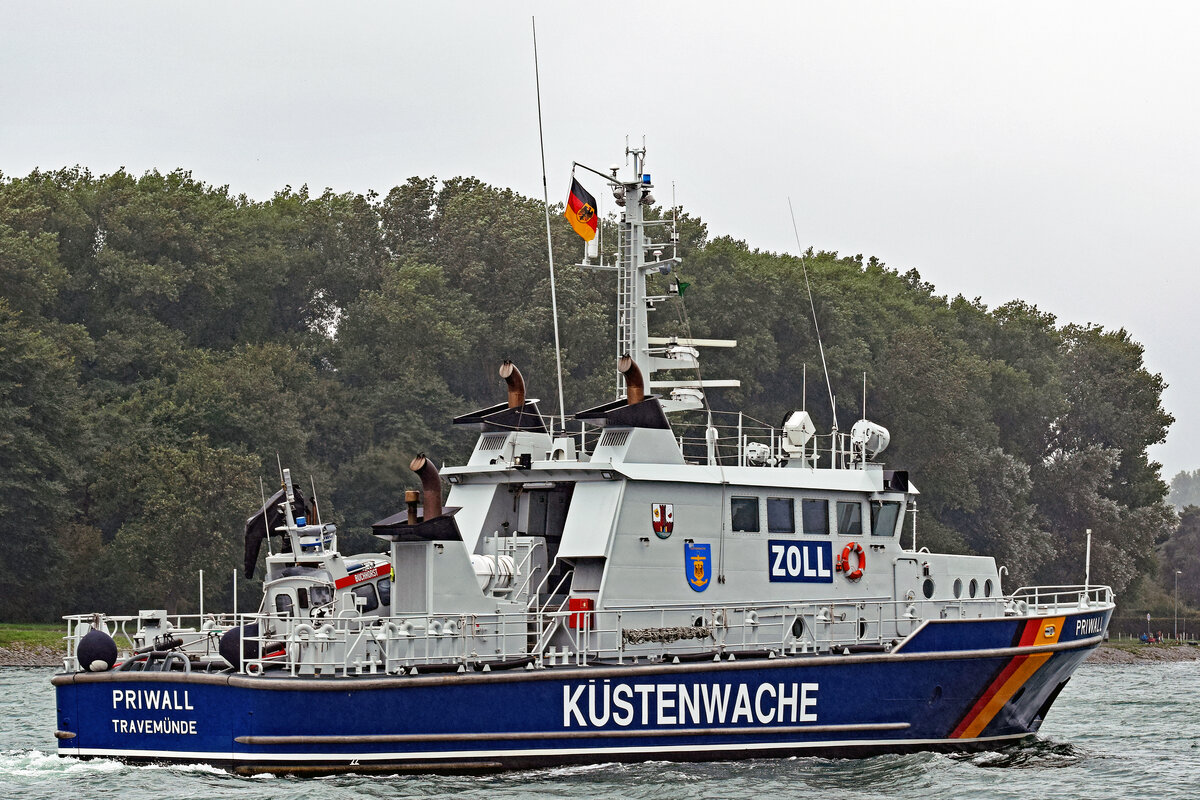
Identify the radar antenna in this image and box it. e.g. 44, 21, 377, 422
531, 17, 567, 430
788, 197, 838, 434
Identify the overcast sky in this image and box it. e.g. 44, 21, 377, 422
3, 1, 1196, 477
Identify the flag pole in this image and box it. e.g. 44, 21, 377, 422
532, 16, 567, 431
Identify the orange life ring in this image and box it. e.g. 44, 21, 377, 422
837, 542, 866, 581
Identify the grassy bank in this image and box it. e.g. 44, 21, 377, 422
0, 623, 66, 650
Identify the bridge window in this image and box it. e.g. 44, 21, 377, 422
870, 501, 902, 537
377, 577, 391, 607
310, 584, 333, 607
767, 497, 795, 533
731, 497, 760, 532
274, 592, 294, 616
836, 501, 862, 536
352, 583, 379, 613
801, 499, 829, 535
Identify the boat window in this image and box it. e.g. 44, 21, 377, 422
801, 499, 829, 535
836, 501, 862, 536
984, 579, 993, 598
296, 588, 309, 609
969, 579, 978, 598
870, 501, 902, 537
352, 583, 379, 613
377, 577, 391, 607
731, 497, 760, 532
767, 497, 795, 533
309, 584, 333, 607
953, 578, 963, 599
274, 592, 294, 616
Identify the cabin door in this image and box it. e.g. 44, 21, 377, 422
893, 555, 924, 638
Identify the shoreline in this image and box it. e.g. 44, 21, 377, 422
1085, 642, 1200, 664
0, 645, 61, 668
5, 643, 1198, 669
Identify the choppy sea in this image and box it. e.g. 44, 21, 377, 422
2, 661, 1197, 799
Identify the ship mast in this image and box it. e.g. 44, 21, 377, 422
614, 144, 662, 390
577, 143, 737, 411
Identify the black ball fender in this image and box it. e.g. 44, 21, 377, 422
78, 628, 118, 672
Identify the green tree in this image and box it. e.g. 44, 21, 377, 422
1167, 470, 1200, 510
0, 163, 1180, 617
103, 436, 258, 614
1164, 506, 1200, 607
0, 300, 83, 620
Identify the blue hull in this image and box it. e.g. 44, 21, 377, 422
54, 610, 1109, 773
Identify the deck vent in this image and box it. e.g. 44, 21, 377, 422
477, 433, 509, 451
598, 430, 631, 448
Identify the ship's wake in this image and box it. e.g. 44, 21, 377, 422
952, 738, 1091, 769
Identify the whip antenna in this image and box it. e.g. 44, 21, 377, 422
532, 16, 567, 430
788, 197, 837, 431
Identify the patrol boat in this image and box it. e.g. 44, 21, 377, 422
53, 145, 1113, 774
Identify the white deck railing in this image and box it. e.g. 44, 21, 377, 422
61, 584, 1111, 676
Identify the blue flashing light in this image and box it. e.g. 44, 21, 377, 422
296, 516, 307, 527
642, 173, 652, 184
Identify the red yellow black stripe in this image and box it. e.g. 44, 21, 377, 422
950, 616, 1065, 739
564, 178, 598, 241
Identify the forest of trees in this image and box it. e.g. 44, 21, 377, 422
1167, 469, 1200, 509
0, 166, 1185, 620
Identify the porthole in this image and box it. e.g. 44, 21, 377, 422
953, 578, 963, 599
922, 578, 935, 599
984, 579, 993, 598
791, 618, 805, 639
858, 618, 868, 639
969, 579, 978, 599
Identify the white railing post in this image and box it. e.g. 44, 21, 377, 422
1084, 528, 1092, 597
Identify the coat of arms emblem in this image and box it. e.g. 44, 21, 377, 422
651, 503, 674, 537
685, 542, 710, 592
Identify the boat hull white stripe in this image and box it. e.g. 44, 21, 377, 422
67, 732, 1029, 763
236, 721, 909, 744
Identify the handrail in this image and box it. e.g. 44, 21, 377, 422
496, 537, 539, 602
531, 568, 574, 614
61, 583, 1115, 675
603, 595, 895, 612
532, 583, 577, 663
1008, 584, 1113, 611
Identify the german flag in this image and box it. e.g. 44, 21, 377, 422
564, 177, 598, 241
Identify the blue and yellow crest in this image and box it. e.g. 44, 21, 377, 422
685, 542, 711, 592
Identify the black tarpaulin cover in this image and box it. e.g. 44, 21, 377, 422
242, 486, 310, 578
